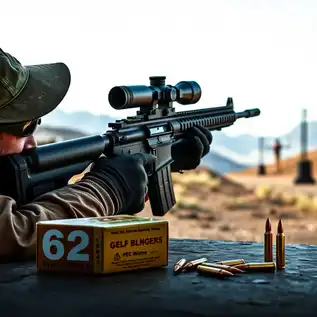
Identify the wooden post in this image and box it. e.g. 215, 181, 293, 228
257, 136, 266, 175
294, 109, 315, 184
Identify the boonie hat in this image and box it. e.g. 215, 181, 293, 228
0, 48, 71, 124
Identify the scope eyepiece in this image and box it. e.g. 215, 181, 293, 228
108, 77, 202, 110
108, 85, 154, 110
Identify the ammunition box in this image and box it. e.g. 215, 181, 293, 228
36, 215, 168, 274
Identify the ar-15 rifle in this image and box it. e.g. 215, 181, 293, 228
0, 76, 260, 216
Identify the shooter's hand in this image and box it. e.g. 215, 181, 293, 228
84, 153, 156, 214
171, 125, 212, 172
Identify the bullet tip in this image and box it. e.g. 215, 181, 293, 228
277, 219, 284, 233
265, 217, 271, 232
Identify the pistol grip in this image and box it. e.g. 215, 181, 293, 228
148, 164, 176, 216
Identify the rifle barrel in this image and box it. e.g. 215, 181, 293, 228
236, 108, 261, 119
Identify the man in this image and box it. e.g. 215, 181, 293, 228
273, 138, 282, 173
0, 48, 212, 261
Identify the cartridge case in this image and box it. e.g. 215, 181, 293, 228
174, 258, 187, 273
201, 262, 244, 273
276, 233, 285, 269
264, 231, 273, 262
197, 265, 234, 277
183, 257, 208, 270
264, 218, 273, 262
215, 259, 245, 266
234, 262, 276, 272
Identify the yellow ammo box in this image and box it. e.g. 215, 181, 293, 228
36, 215, 168, 274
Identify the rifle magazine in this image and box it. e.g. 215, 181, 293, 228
148, 164, 176, 216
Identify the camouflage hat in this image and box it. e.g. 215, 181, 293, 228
0, 48, 71, 124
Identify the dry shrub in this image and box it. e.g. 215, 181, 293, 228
177, 209, 200, 219
224, 196, 259, 211
219, 223, 235, 231
173, 195, 201, 214
267, 192, 287, 206
200, 221, 212, 228
279, 192, 297, 206
255, 185, 273, 200
312, 196, 317, 211
295, 194, 316, 212
251, 209, 267, 218
208, 178, 222, 191
173, 183, 186, 199
172, 170, 221, 191
174, 191, 215, 217
255, 186, 297, 207
177, 195, 200, 207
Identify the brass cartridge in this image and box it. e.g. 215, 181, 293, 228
264, 217, 273, 262
234, 262, 276, 272
201, 262, 244, 273
174, 258, 187, 273
183, 257, 208, 270
276, 219, 285, 269
197, 265, 234, 277
215, 259, 245, 266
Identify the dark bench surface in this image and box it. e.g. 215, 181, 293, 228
1, 239, 317, 317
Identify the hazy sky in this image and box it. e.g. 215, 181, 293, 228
2, 0, 317, 137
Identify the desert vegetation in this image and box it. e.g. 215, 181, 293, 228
140, 166, 317, 245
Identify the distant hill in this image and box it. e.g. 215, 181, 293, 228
211, 121, 317, 165
233, 150, 317, 177
200, 150, 249, 174
42, 109, 115, 134
34, 125, 87, 144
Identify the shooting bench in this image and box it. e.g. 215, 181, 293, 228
0, 239, 316, 316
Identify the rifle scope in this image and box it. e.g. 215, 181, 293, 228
108, 76, 201, 110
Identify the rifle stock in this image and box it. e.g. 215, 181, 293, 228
0, 76, 261, 216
